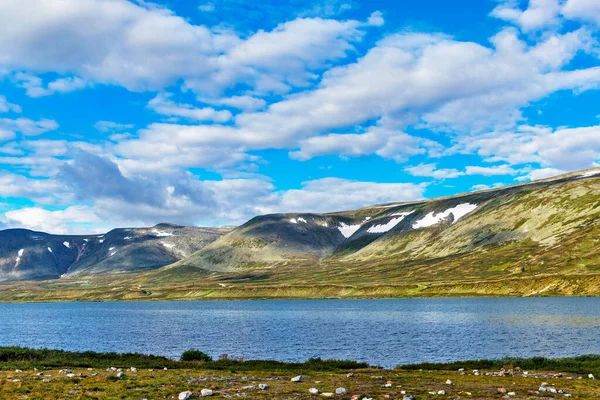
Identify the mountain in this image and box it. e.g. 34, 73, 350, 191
3, 168, 600, 300
170, 168, 600, 292
0, 224, 229, 281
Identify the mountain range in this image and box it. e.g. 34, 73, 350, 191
2, 168, 600, 299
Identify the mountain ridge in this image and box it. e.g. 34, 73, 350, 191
2, 168, 600, 302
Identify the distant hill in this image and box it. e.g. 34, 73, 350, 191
0, 224, 230, 281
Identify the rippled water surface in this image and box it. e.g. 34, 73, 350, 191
1, 298, 599, 368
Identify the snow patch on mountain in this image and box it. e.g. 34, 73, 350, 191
413, 203, 478, 229
289, 217, 308, 224
367, 212, 414, 233
47, 247, 52, 253
338, 223, 361, 238
63, 241, 70, 248
161, 242, 175, 249
15, 249, 24, 267
580, 170, 600, 178
152, 229, 173, 237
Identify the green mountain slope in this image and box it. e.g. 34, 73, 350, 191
171, 168, 600, 289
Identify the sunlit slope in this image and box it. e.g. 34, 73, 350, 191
176, 169, 600, 286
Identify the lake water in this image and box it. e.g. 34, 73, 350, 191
0, 298, 599, 368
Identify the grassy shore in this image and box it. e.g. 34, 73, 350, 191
1, 348, 599, 399
2, 269, 600, 303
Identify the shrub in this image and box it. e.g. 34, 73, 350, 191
181, 349, 212, 362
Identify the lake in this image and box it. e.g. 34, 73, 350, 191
0, 298, 599, 368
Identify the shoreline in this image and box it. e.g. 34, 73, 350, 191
2, 271, 600, 303
1, 348, 599, 399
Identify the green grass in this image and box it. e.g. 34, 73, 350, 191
2, 348, 600, 399
401, 354, 600, 376
0, 347, 370, 372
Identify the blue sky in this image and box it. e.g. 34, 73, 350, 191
1, 0, 600, 233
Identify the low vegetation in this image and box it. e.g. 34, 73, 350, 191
1, 348, 600, 399
0, 347, 369, 372
403, 354, 600, 377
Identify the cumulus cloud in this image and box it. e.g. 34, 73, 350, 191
236, 27, 599, 145
14, 73, 89, 97
147, 93, 232, 122
562, 0, 600, 25
459, 124, 600, 171
0, 173, 68, 204
2, 0, 600, 233
0, 118, 59, 141
1, 206, 106, 234
198, 2, 215, 12
405, 163, 463, 179
491, 0, 562, 32
48, 152, 427, 229
0, 0, 372, 95
517, 167, 567, 181
261, 178, 426, 215
290, 126, 429, 162
0, 96, 21, 113
405, 163, 517, 179
202, 96, 267, 111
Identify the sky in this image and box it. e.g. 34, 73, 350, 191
1, 0, 600, 234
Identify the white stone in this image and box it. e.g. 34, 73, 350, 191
178, 391, 192, 400
336, 387, 347, 394
201, 389, 213, 397
309, 388, 320, 394
258, 384, 269, 390
291, 375, 303, 382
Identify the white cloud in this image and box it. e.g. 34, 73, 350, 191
198, 2, 215, 12
471, 183, 505, 191
405, 163, 463, 179
147, 93, 232, 122
0, 118, 59, 141
517, 167, 566, 181
94, 120, 134, 132
0, 0, 371, 96
562, 0, 600, 25
464, 164, 517, 176
0, 173, 67, 204
367, 11, 385, 27
236, 28, 599, 146
0, 96, 21, 113
188, 16, 367, 95
1, 206, 106, 234
203, 95, 267, 111
459, 124, 600, 171
15, 73, 89, 97
290, 126, 428, 162
491, 0, 562, 32
262, 178, 426, 214
405, 163, 517, 180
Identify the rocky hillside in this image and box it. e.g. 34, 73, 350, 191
0, 224, 229, 281
174, 168, 600, 286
